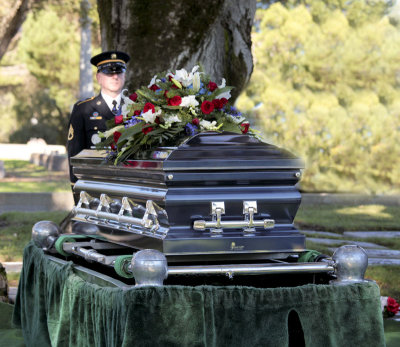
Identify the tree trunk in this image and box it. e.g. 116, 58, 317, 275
79, 0, 94, 100
96, 0, 256, 102
0, 0, 32, 61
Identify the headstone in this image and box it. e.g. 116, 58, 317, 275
47, 154, 68, 172
0, 263, 9, 303
0, 160, 5, 179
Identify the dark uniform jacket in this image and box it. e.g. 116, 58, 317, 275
67, 94, 115, 184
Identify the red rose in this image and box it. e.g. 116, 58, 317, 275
134, 110, 141, 116
129, 93, 138, 102
207, 81, 218, 92
387, 297, 400, 314
220, 97, 228, 106
168, 95, 182, 106
155, 117, 161, 124
212, 99, 224, 110
149, 84, 159, 91
143, 102, 155, 113
142, 126, 153, 134
114, 115, 123, 124
192, 118, 200, 126
240, 123, 250, 134
113, 131, 122, 143
201, 100, 214, 115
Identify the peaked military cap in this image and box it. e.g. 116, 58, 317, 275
90, 51, 130, 74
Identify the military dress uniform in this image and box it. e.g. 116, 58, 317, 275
67, 50, 130, 187
67, 94, 116, 183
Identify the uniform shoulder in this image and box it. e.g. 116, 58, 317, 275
76, 96, 96, 106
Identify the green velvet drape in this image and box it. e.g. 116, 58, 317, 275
13, 242, 385, 347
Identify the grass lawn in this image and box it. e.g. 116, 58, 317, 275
0, 159, 70, 192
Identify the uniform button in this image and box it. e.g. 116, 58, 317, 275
94, 126, 98, 130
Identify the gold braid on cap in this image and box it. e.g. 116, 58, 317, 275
97, 59, 126, 66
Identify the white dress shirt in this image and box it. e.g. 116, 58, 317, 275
101, 92, 122, 112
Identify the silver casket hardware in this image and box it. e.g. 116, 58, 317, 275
193, 201, 275, 234
73, 191, 161, 234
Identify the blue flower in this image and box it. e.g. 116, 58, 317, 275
185, 123, 198, 136
161, 78, 166, 83
198, 87, 207, 95
226, 106, 242, 117
125, 117, 142, 128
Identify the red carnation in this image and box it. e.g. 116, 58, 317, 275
114, 115, 123, 124
201, 100, 214, 115
192, 118, 200, 126
142, 126, 154, 134
143, 102, 155, 113
220, 97, 228, 106
149, 84, 159, 91
113, 131, 122, 143
240, 123, 250, 134
168, 95, 182, 106
134, 110, 141, 116
387, 297, 400, 314
212, 99, 224, 110
207, 81, 218, 92
129, 93, 138, 102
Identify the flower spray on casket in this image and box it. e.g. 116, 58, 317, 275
96, 65, 258, 165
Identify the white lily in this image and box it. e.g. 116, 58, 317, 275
200, 119, 217, 130
218, 78, 226, 88
217, 90, 231, 100
174, 65, 200, 87
142, 109, 161, 123
148, 75, 160, 88
164, 114, 181, 124
102, 125, 124, 138
181, 95, 199, 108
192, 72, 201, 92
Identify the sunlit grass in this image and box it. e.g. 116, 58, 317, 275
296, 204, 400, 232
0, 181, 70, 192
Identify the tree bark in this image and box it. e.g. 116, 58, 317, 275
96, 0, 256, 102
0, 0, 32, 61
79, 0, 94, 100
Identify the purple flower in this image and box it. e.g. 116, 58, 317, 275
125, 117, 141, 128
185, 123, 198, 136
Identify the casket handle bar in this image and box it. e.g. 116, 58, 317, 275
73, 191, 162, 234
193, 201, 275, 234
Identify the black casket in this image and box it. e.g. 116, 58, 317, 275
69, 132, 306, 263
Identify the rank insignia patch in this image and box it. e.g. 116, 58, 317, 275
68, 124, 74, 140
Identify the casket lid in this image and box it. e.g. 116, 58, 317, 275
138, 132, 303, 171
72, 132, 304, 171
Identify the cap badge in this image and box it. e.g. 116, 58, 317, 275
111, 53, 117, 59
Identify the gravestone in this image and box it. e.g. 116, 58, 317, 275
0, 263, 8, 303
0, 160, 5, 179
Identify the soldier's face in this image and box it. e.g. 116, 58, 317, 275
96, 72, 125, 97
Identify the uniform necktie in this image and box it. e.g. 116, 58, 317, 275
112, 100, 118, 115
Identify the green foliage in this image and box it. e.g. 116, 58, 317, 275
238, 0, 400, 193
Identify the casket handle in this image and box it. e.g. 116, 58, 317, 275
193, 201, 275, 234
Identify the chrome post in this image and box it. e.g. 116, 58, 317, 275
210, 201, 225, 235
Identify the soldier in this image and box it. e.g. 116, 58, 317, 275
67, 50, 130, 187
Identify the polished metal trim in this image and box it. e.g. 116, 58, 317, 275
45, 254, 132, 289
74, 180, 167, 201
167, 262, 334, 276
193, 219, 275, 230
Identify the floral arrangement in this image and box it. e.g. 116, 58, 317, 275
381, 296, 400, 318
97, 66, 256, 164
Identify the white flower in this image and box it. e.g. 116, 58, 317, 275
381, 296, 388, 312
148, 75, 160, 88
192, 72, 201, 92
102, 125, 124, 138
218, 78, 226, 88
174, 65, 200, 87
120, 92, 134, 115
181, 95, 199, 108
142, 109, 161, 123
164, 114, 181, 124
217, 90, 231, 100
200, 119, 217, 130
